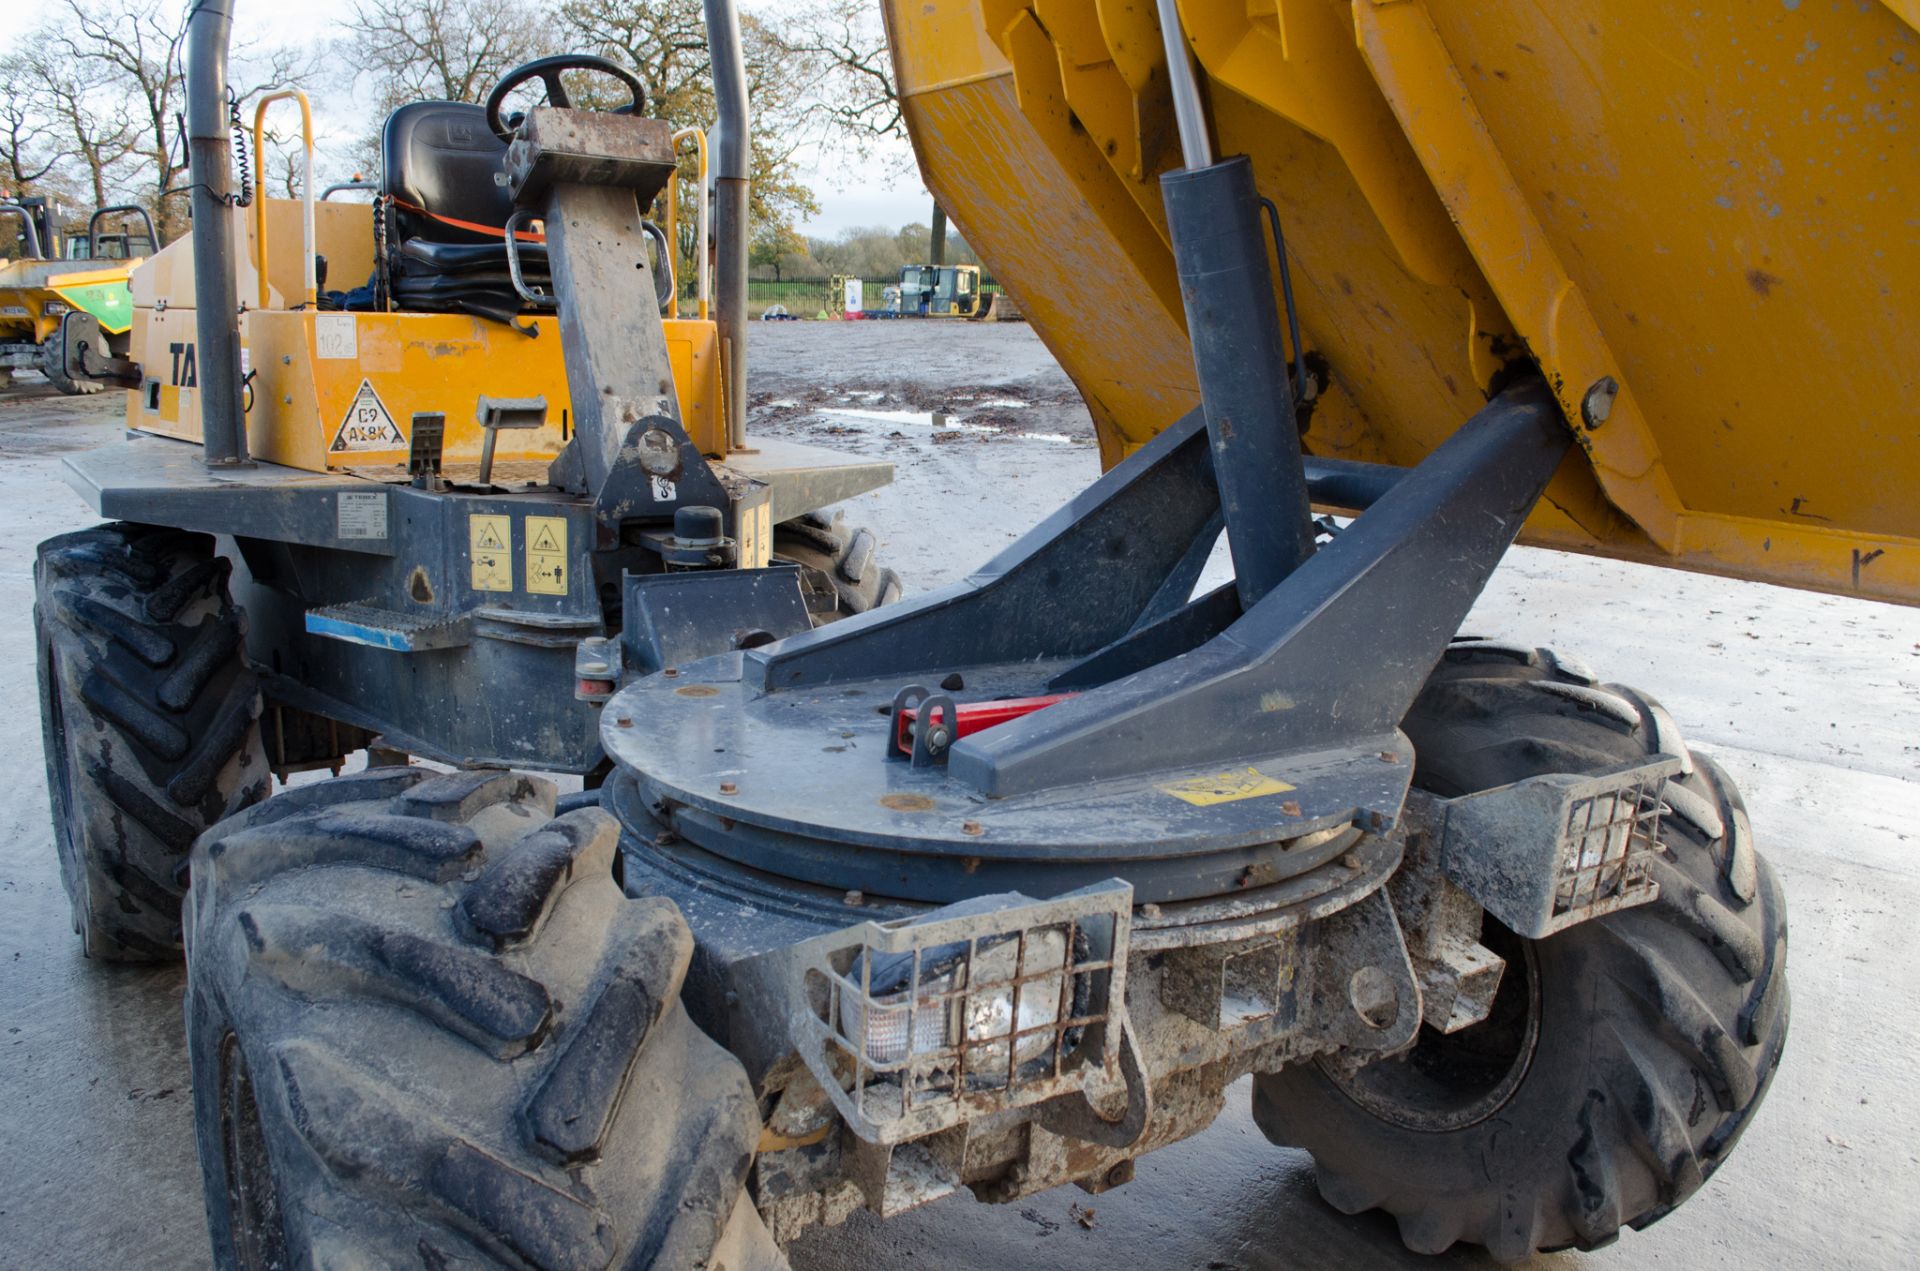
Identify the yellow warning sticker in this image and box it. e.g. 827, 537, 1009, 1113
469, 514, 512, 592
526, 516, 568, 595
1157, 767, 1296, 808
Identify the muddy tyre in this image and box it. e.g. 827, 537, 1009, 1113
36, 523, 268, 960
185, 767, 781, 1269
773, 509, 903, 622
40, 337, 103, 394
1254, 642, 1789, 1261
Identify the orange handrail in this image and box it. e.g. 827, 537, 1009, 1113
251, 89, 316, 310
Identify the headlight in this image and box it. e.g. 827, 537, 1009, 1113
792, 880, 1133, 1142
840, 927, 1071, 1083
44, 302, 70, 316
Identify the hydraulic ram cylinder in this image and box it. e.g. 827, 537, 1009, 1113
1161, 156, 1316, 606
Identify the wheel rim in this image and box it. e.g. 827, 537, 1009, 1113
220, 1031, 290, 1269
1323, 920, 1542, 1133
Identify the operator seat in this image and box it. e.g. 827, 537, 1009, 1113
372, 101, 550, 320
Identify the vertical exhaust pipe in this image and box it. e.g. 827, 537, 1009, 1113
703, 0, 750, 451
185, 0, 250, 467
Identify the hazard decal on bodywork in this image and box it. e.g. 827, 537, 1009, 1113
330, 379, 406, 452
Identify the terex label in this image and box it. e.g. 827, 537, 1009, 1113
330, 379, 406, 453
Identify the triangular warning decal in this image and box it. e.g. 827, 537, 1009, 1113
531, 524, 559, 552
476, 523, 505, 550
330, 380, 406, 453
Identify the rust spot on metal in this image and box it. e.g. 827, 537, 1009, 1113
674, 684, 720, 698
1281, 800, 1302, 816
961, 820, 985, 836
880, 793, 936, 812
718, 781, 738, 795
1745, 267, 1783, 298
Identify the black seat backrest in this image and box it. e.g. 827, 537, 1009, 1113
381, 101, 512, 246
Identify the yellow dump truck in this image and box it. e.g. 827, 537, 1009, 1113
1, 198, 151, 393
28, 2, 1910, 1266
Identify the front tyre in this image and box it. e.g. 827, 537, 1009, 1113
185, 767, 782, 1269
773, 509, 903, 623
1254, 643, 1789, 1260
36, 523, 267, 959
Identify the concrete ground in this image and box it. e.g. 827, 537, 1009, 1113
0, 322, 1916, 1268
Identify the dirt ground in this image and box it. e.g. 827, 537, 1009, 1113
0, 321, 1916, 1268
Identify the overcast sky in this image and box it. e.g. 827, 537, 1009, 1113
3, 2, 933, 237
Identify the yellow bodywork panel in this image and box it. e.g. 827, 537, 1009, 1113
886, 0, 1920, 604
125, 198, 725, 468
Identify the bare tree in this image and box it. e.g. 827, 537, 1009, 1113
553, 0, 822, 252
51, 0, 312, 240
50, 0, 190, 237
779, 0, 905, 152
0, 54, 66, 195
344, 0, 557, 113
25, 49, 139, 209
556, 0, 711, 114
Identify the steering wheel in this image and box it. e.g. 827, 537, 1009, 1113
484, 54, 648, 143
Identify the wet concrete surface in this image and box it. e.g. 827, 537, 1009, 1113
1, 323, 1917, 1267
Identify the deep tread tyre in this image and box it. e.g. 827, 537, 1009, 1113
185, 767, 783, 1269
36, 522, 268, 960
1254, 642, 1788, 1261
40, 337, 103, 394
773, 508, 903, 622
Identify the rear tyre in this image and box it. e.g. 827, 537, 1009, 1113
185, 767, 782, 1269
41, 337, 103, 394
1254, 642, 1788, 1261
773, 508, 903, 623
36, 523, 267, 959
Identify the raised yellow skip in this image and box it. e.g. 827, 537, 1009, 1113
884, 0, 1920, 605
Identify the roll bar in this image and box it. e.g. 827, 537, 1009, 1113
0, 204, 44, 259
86, 206, 157, 259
